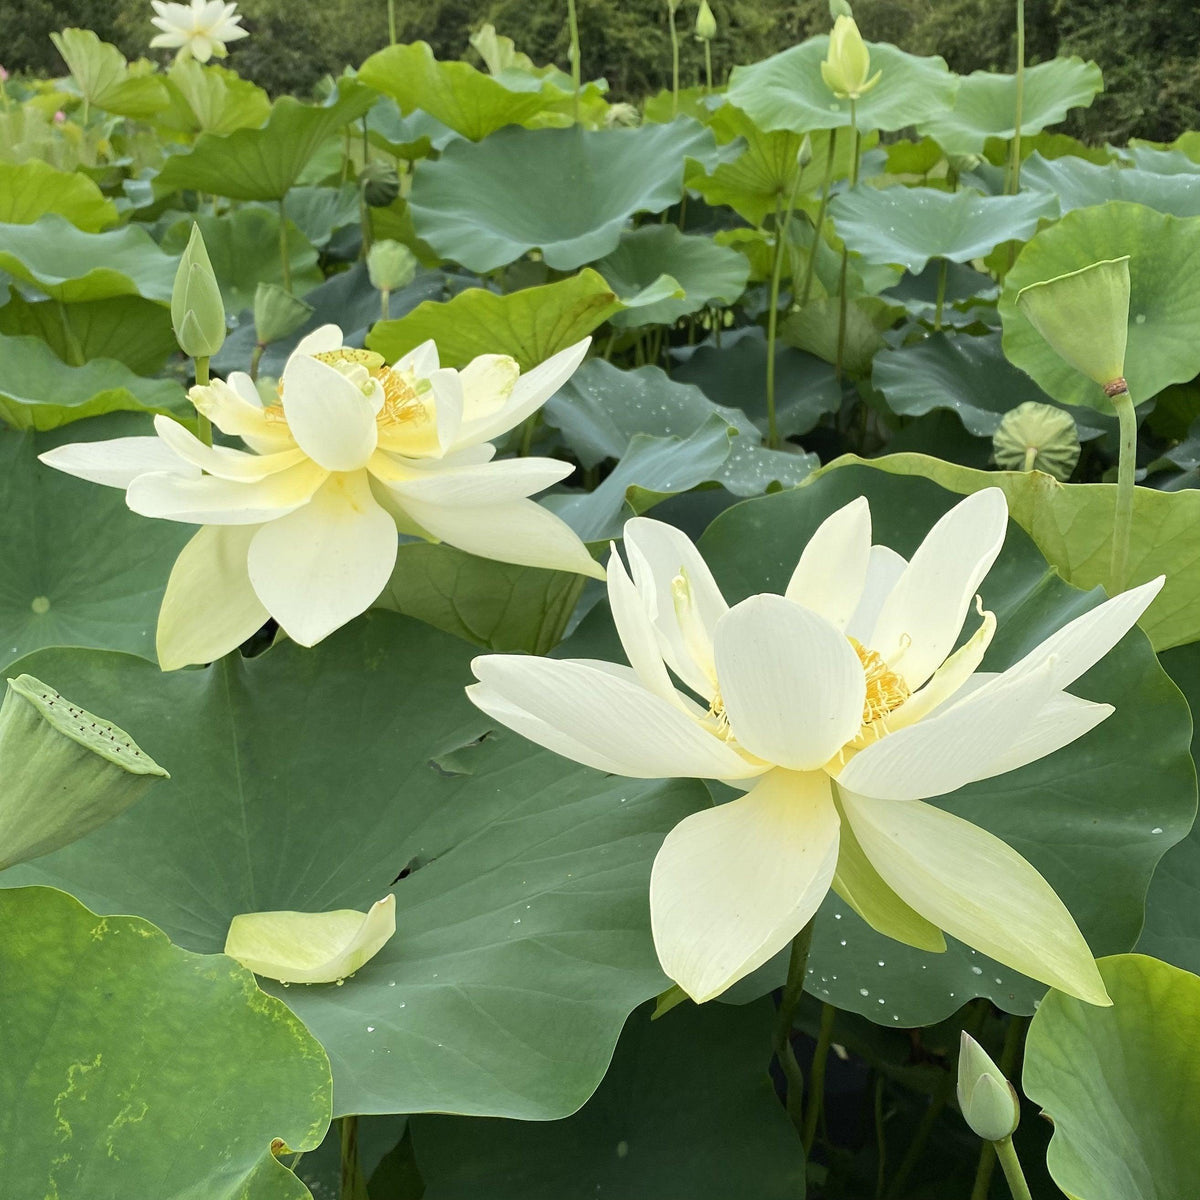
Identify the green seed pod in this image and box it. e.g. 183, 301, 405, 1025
367, 239, 418, 294
695, 0, 717, 41
253, 281, 314, 346
957, 1032, 1020, 1143
171, 222, 226, 358
993, 401, 1081, 480
0, 674, 169, 871
360, 160, 401, 208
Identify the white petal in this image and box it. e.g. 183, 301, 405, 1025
398, 493, 605, 580
289, 324, 344, 360
838, 788, 1109, 1005
870, 489, 1009, 690
976, 690, 1113, 778
785, 496, 871, 631
395, 339, 439, 376
247, 472, 398, 646
156, 525, 268, 670
376, 455, 573, 505
39, 437, 198, 489
457, 353, 520, 429
650, 769, 840, 1002
152, 415, 308, 482
428, 367, 464, 454
607, 543, 686, 707
623, 516, 728, 699
714, 594, 866, 771
844, 544, 907, 644
280, 354, 379, 472
190, 377, 293, 454
126, 460, 328, 525
835, 657, 1060, 801
468, 655, 768, 780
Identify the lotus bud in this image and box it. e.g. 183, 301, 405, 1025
820, 15, 881, 101
0, 674, 169, 871
695, 0, 717, 41
947, 152, 982, 176
367, 239, 418, 295
797, 133, 813, 169
359, 160, 400, 208
224, 894, 397, 984
993, 401, 1081, 480
957, 1032, 1020, 1143
171, 223, 226, 358
604, 102, 641, 128
829, 0, 854, 17
1015, 257, 1131, 395
253, 281, 313, 347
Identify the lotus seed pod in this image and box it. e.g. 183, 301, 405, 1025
957, 1032, 1020, 1143
359, 160, 400, 208
820, 15, 880, 100
253, 282, 314, 346
367, 239, 418, 294
993, 401, 1081, 480
170, 223, 226, 358
695, 0, 717, 41
0, 675, 169, 871
1015, 257, 1131, 390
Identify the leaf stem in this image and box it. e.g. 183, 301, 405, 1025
801, 1001, 835, 1152
994, 1135, 1034, 1200
1111, 386, 1137, 591
765, 160, 809, 449
339, 1114, 362, 1200
835, 104, 860, 385
1007, 0, 1026, 195
193, 355, 212, 446
387, 0, 397, 44
772, 918, 815, 1133
567, 0, 582, 123
668, 3, 680, 116
799, 130, 837, 308
934, 258, 948, 331
278, 193, 292, 294
704, 41, 713, 94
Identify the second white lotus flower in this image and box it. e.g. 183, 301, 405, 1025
40, 327, 603, 668
468, 489, 1163, 1005
149, 0, 248, 63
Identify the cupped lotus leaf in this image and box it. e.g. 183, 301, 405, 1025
991, 402, 1083, 480
366, 97, 460, 160
1024, 954, 1200, 1200
154, 82, 376, 202
830, 186, 1056, 273
408, 120, 718, 272
919, 58, 1103, 156
0, 214, 178, 303
410, 1000, 805, 1199
0, 416, 192, 674
258, 184, 361, 250
596, 226, 749, 328
834, 451, 1200, 652
0, 886, 330, 1199
692, 465, 1193, 1025
0, 332, 184, 431
0, 159, 117, 230
1121, 141, 1200, 174
368, 269, 620, 370
1000, 203, 1200, 411
161, 58, 271, 136
0, 675, 168, 871
1022, 154, 1200, 219
872, 332, 1104, 440
727, 36, 957, 134
1, 615, 710, 1119
50, 28, 170, 120
781, 296, 897, 377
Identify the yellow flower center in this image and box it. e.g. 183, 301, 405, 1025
849, 638, 910, 727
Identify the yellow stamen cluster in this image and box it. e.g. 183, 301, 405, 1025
849, 638, 910, 727
374, 366, 428, 429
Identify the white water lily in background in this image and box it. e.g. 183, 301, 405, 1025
40, 327, 603, 668
469, 490, 1164, 1005
150, 0, 248, 62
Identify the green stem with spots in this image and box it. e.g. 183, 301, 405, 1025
994, 1136, 1033, 1200
703, 40, 713, 93
772, 918, 815, 1134
387, 0, 397, 44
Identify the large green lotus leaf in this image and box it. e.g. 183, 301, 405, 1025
873, 332, 1105, 439
408, 120, 718, 272
1000, 202, 1200, 412
0, 158, 117, 230
2, 617, 709, 1119
160, 59, 272, 136
830, 186, 1055, 273
0, 214, 178, 303
410, 999, 805, 1199
162, 208, 322, 313
50, 28, 170, 120
837, 452, 1200, 652
671, 327, 841, 439
1024, 954, 1200, 1200
918, 58, 1103, 156
0, 294, 177, 376
0, 332, 184, 430
726, 37, 957, 135
367, 269, 621, 370
596, 226, 749, 328
260, 184, 361, 249
374, 541, 586, 654
359, 42, 567, 141
1121, 142, 1200, 175
154, 82, 376, 202
366, 97, 460, 160
0, 886, 330, 1199
1021, 153, 1200, 218
695, 466, 1194, 1026
0, 415, 191, 673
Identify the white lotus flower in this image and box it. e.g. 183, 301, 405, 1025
150, 0, 248, 62
40, 327, 603, 668
469, 490, 1164, 1005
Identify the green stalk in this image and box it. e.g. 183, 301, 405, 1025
193, 355, 212, 446
249, 343, 265, 383
969, 1015, 1028, 1200
380, 288, 391, 322
798, 130, 837, 308
994, 1136, 1034, 1200
835, 105, 861, 385
703, 41, 713, 94
387, 0, 397, 44
567, 0, 582, 123
56, 301, 85, 367
873, 1074, 888, 1200
1007, 0, 1026, 195
801, 1002, 836, 1152
1111, 387, 1137, 591
668, 3, 680, 116
772, 918, 815, 1133
278, 193, 292, 294
765, 162, 807, 449
934, 258, 948, 331
339, 1115, 363, 1200
885, 1066, 955, 1198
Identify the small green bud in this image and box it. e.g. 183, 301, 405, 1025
829, 0, 854, 17
360, 160, 400, 208
1015, 257, 1131, 391
820, 15, 881, 100
947, 152, 982, 175
695, 0, 717, 41
253, 281, 313, 346
957, 1032, 1020, 1143
797, 133, 814, 169
0, 674, 169, 871
170, 222, 226, 358
367, 239, 418, 294
993, 401, 1081, 480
